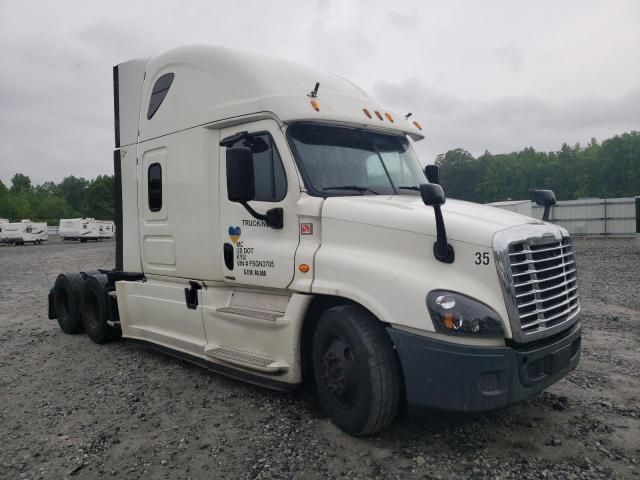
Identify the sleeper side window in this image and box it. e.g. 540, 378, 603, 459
147, 73, 174, 120
229, 133, 287, 202
148, 163, 163, 211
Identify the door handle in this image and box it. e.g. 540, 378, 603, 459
223, 243, 234, 270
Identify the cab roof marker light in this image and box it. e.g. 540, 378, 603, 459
413, 120, 422, 130
363, 108, 372, 119
374, 110, 384, 121
310, 100, 320, 112
384, 112, 394, 123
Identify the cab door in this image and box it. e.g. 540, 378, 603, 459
219, 119, 301, 288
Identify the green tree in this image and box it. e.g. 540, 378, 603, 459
435, 131, 640, 202
85, 175, 115, 220
10, 173, 32, 194
57, 175, 89, 213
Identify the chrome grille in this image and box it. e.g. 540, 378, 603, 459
509, 237, 579, 334
493, 225, 581, 343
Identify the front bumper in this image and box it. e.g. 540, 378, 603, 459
387, 321, 581, 413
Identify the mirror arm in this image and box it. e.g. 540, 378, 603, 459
220, 131, 249, 147
432, 205, 455, 263
240, 202, 283, 229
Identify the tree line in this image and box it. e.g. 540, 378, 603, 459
435, 131, 640, 203
0, 174, 114, 225
1, 131, 638, 223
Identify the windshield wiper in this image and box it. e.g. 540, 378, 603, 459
322, 185, 380, 195
398, 186, 420, 191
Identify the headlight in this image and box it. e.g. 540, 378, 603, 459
427, 290, 505, 338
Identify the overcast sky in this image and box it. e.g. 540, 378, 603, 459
1, 0, 639, 185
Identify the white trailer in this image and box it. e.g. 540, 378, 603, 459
49, 46, 581, 435
5, 220, 48, 245
59, 218, 105, 242
0, 219, 9, 244
97, 220, 115, 240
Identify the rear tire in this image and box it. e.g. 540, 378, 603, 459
80, 270, 101, 279
81, 274, 120, 343
312, 305, 401, 435
53, 272, 85, 333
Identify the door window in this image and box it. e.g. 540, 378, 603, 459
148, 163, 163, 211
228, 133, 287, 202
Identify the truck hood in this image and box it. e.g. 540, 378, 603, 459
322, 195, 543, 247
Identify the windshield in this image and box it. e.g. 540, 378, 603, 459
287, 123, 425, 196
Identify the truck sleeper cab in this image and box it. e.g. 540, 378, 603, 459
48, 45, 581, 435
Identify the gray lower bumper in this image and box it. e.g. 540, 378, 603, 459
387, 321, 581, 413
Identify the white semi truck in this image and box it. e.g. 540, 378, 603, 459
5, 220, 48, 245
48, 46, 581, 435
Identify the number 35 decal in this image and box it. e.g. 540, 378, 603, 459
475, 252, 490, 265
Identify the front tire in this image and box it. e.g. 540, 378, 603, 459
312, 305, 401, 435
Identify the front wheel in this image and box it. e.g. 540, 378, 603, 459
312, 305, 401, 435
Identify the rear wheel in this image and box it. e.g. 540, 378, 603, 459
312, 305, 401, 435
81, 274, 120, 343
53, 272, 85, 333
80, 270, 101, 279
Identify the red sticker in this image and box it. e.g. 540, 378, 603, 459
300, 223, 313, 235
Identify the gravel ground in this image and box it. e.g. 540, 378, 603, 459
1, 237, 639, 480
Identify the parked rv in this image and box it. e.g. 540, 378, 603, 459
59, 218, 114, 242
0, 218, 9, 244
48, 46, 581, 435
5, 220, 48, 245
97, 220, 115, 240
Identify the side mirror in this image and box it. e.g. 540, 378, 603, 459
420, 183, 454, 263
425, 165, 440, 184
225, 146, 283, 229
534, 189, 556, 222
534, 189, 556, 207
226, 147, 255, 203
420, 183, 445, 206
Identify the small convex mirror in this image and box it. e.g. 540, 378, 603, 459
425, 164, 440, 184
534, 189, 556, 207
534, 189, 556, 222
